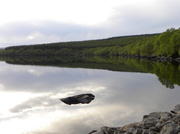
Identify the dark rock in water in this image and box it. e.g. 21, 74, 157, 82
60, 93, 95, 105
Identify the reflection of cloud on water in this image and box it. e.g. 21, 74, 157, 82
59, 86, 106, 97
74, 86, 106, 92
1, 100, 106, 134
5, 100, 148, 134
1, 88, 180, 134
0, 62, 180, 134
9, 94, 59, 113
0, 84, 4, 91
27, 111, 105, 134
0, 63, 107, 93
27, 69, 46, 76
0, 91, 36, 117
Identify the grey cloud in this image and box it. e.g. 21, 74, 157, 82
104, 0, 180, 36
0, 21, 105, 47
0, 21, 84, 37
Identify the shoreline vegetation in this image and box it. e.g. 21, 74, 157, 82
0, 28, 179, 62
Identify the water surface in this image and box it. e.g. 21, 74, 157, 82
0, 61, 179, 134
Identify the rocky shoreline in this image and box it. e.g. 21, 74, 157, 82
90, 104, 180, 134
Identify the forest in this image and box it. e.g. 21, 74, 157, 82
0, 28, 179, 60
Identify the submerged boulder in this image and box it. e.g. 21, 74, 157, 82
60, 93, 95, 105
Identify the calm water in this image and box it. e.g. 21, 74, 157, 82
0, 61, 179, 134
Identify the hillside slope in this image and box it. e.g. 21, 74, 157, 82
0, 28, 179, 59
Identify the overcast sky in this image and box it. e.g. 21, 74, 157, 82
0, 0, 180, 47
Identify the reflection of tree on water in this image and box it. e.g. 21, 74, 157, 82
1, 56, 180, 89
158, 78, 174, 89
153, 62, 179, 89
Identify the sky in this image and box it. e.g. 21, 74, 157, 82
0, 0, 180, 47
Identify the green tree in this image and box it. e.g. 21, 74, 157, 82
158, 28, 175, 57
170, 30, 180, 57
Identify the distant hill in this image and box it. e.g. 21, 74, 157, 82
0, 28, 179, 59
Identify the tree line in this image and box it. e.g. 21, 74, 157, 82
0, 28, 179, 59
82, 28, 180, 58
